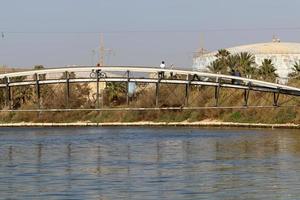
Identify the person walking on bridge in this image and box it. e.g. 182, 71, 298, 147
160, 61, 166, 69
159, 61, 166, 79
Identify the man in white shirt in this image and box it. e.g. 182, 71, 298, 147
159, 61, 165, 78
160, 61, 166, 69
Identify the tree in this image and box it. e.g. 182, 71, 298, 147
210, 50, 257, 76
207, 60, 224, 74
208, 49, 231, 74
226, 54, 239, 71
215, 49, 230, 58
288, 61, 300, 79
34, 65, 44, 70
106, 82, 127, 105
236, 52, 256, 77
258, 59, 277, 81
33, 65, 46, 80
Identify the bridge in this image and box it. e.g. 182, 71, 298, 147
0, 66, 299, 112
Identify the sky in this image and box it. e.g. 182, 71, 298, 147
1, 0, 300, 68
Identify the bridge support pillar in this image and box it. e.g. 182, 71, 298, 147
34, 73, 41, 109
214, 79, 221, 107
96, 74, 100, 109
185, 82, 190, 107
4, 77, 11, 109
126, 70, 130, 106
273, 89, 280, 107
244, 82, 251, 107
156, 81, 160, 107
65, 71, 70, 108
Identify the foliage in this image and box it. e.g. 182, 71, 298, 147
207, 49, 231, 73
236, 52, 256, 77
106, 82, 127, 105
209, 50, 256, 77
10, 76, 33, 109
226, 54, 239, 71
258, 59, 278, 81
289, 61, 300, 79
207, 60, 224, 74
33, 65, 46, 80
229, 111, 242, 122
215, 49, 230, 58
34, 65, 44, 70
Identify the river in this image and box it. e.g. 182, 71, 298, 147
0, 127, 300, 199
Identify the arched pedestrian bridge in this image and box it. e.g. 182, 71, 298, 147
0, 66, 299, 112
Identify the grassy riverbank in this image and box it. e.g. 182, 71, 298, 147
0, 98, 299, 125
0, 121, 299, 129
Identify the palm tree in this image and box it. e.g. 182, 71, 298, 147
206, 49, 231, 74
258, 59, 278, 81
288, 61, 300, 79
106, 82, 127, 104
207, 60, 224, 74
236, 52, 256, 77
215, 49, 230, 58
226, 54, 239, 72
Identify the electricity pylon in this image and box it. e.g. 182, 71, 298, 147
98, 33, 112, 66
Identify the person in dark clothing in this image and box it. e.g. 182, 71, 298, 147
231, 69, 235, 84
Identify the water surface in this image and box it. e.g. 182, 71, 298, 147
1, 127, 300, 199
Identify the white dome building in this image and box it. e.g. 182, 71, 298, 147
192, 40, 300, 80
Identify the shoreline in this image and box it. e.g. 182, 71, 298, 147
0, 121, 299, 129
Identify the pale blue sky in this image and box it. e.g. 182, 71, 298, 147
1, 0, 300, 68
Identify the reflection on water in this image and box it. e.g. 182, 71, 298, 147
1, 127, 300, 199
